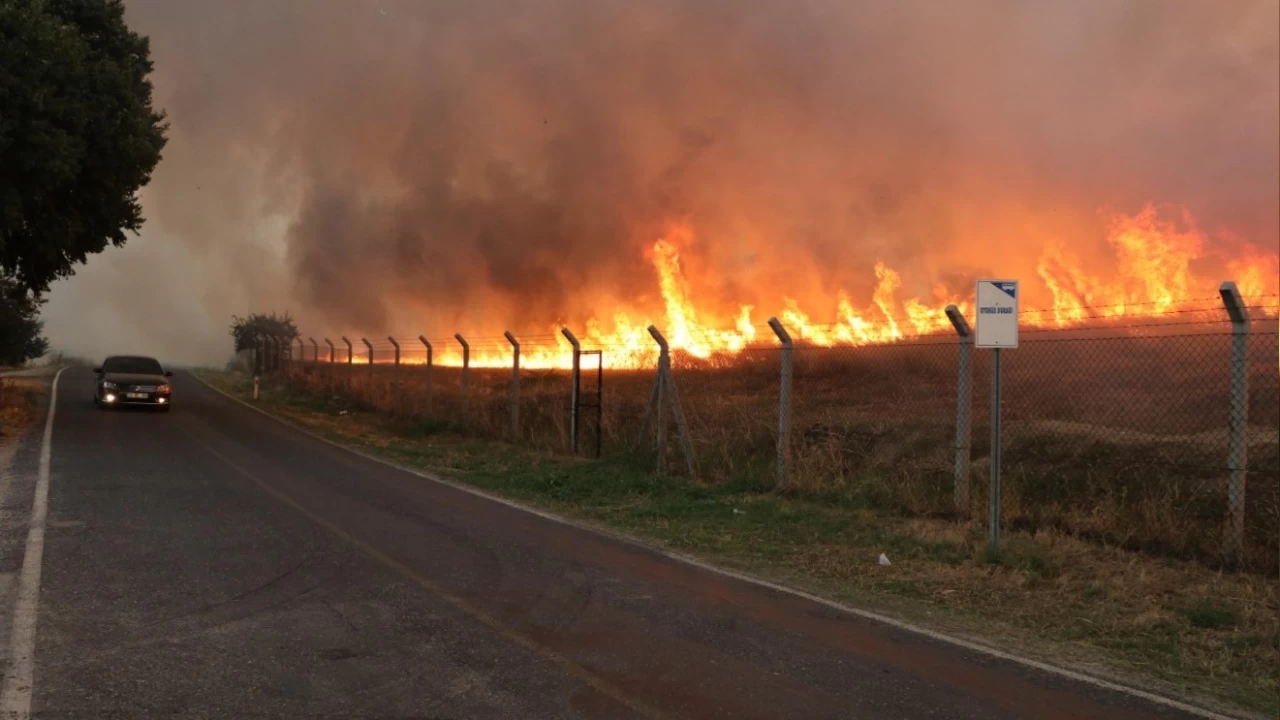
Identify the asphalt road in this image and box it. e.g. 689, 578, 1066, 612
0, 367, 1224, 719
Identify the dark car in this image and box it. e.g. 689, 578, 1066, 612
93, 356, 174, 411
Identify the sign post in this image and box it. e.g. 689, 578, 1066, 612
975, 280, 1018, 556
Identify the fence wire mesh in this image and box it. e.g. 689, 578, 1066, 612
262, 300, 1280, 572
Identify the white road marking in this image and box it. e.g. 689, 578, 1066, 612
1, 368, 64, 717
198, 375, 1248, 720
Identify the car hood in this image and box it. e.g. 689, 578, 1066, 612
102, 373, 168, 385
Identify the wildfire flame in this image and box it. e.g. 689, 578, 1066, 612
369, 204, 1276, 370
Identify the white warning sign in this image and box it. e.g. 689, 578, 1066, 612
975, 280, 1019, 349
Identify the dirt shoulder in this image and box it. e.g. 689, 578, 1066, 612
196, 368, 1279, 718
0, 373, 48, 440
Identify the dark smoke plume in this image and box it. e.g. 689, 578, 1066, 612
44, 0, 1279, 360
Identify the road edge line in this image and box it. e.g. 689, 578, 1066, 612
193, 372, 1249, 720
1, 367, 65, 717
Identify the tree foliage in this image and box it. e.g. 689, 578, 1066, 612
230, 312, 299, 353
0, 274, 48, 366
0, 0, 168, 294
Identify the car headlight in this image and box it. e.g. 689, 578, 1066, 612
101, 381, 118, 390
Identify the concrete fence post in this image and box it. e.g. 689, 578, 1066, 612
310, 337, 320, 364
341, 337, 354, 392
418, 336, 433, 415
767, 317, 793, 489
1219, 281, 1250, 558
505, 331, 520, 439
562, 328, 582, 452
295, 338, 305, 372
455, 333, 470, 413
361, 338, 374, 395
269, 337, 280, 375
389, 336, 401, 411
946, 304, 974, 513
324, 339, 335, 364
254, 337, 263, 376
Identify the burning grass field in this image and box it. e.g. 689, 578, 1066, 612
280, 321, 1280, 573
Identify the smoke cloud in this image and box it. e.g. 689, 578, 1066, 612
43, 0, 1279, 363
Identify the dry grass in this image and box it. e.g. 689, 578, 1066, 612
0, 377, 45, 439
274, 326, 1280, 572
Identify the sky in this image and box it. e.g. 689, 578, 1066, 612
42, 0, 1280, 365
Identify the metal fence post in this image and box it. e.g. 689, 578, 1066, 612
946, 305, 974, 513
361, 338, 374, 393
341, 337, 353, 392
990, 347, 1003, 556
649, 330, 668, 471
455, 333, 470, 413
505, 331, 520, 439
1219, 281, 1250, 557
562, 328, 582, 452
767, 317, 793, 489
646, 326, 696, 479
324, 338, 336, 392
389, 337, 401, 411
418, 336, 433, 415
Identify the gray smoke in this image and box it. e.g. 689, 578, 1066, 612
42, 0, 1279, 363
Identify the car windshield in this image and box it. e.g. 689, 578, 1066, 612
103, 357, 164, 375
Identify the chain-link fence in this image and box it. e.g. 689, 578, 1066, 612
255, 291, 1280, 572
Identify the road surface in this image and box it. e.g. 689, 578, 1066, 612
0, 368, 1226, 719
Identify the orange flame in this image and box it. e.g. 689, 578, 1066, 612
371, 204, 1276, 370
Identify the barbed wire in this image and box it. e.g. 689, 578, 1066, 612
300, 298, 1279, 353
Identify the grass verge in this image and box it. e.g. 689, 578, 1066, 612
0, 376, 45, 439
198, 369, 1279, 717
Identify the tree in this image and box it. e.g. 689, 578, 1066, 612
0, 0, 168, 294
230, 312, 300, 353
0, 274, 48, 366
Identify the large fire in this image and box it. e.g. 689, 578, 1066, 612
357, 205, 1277, 371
